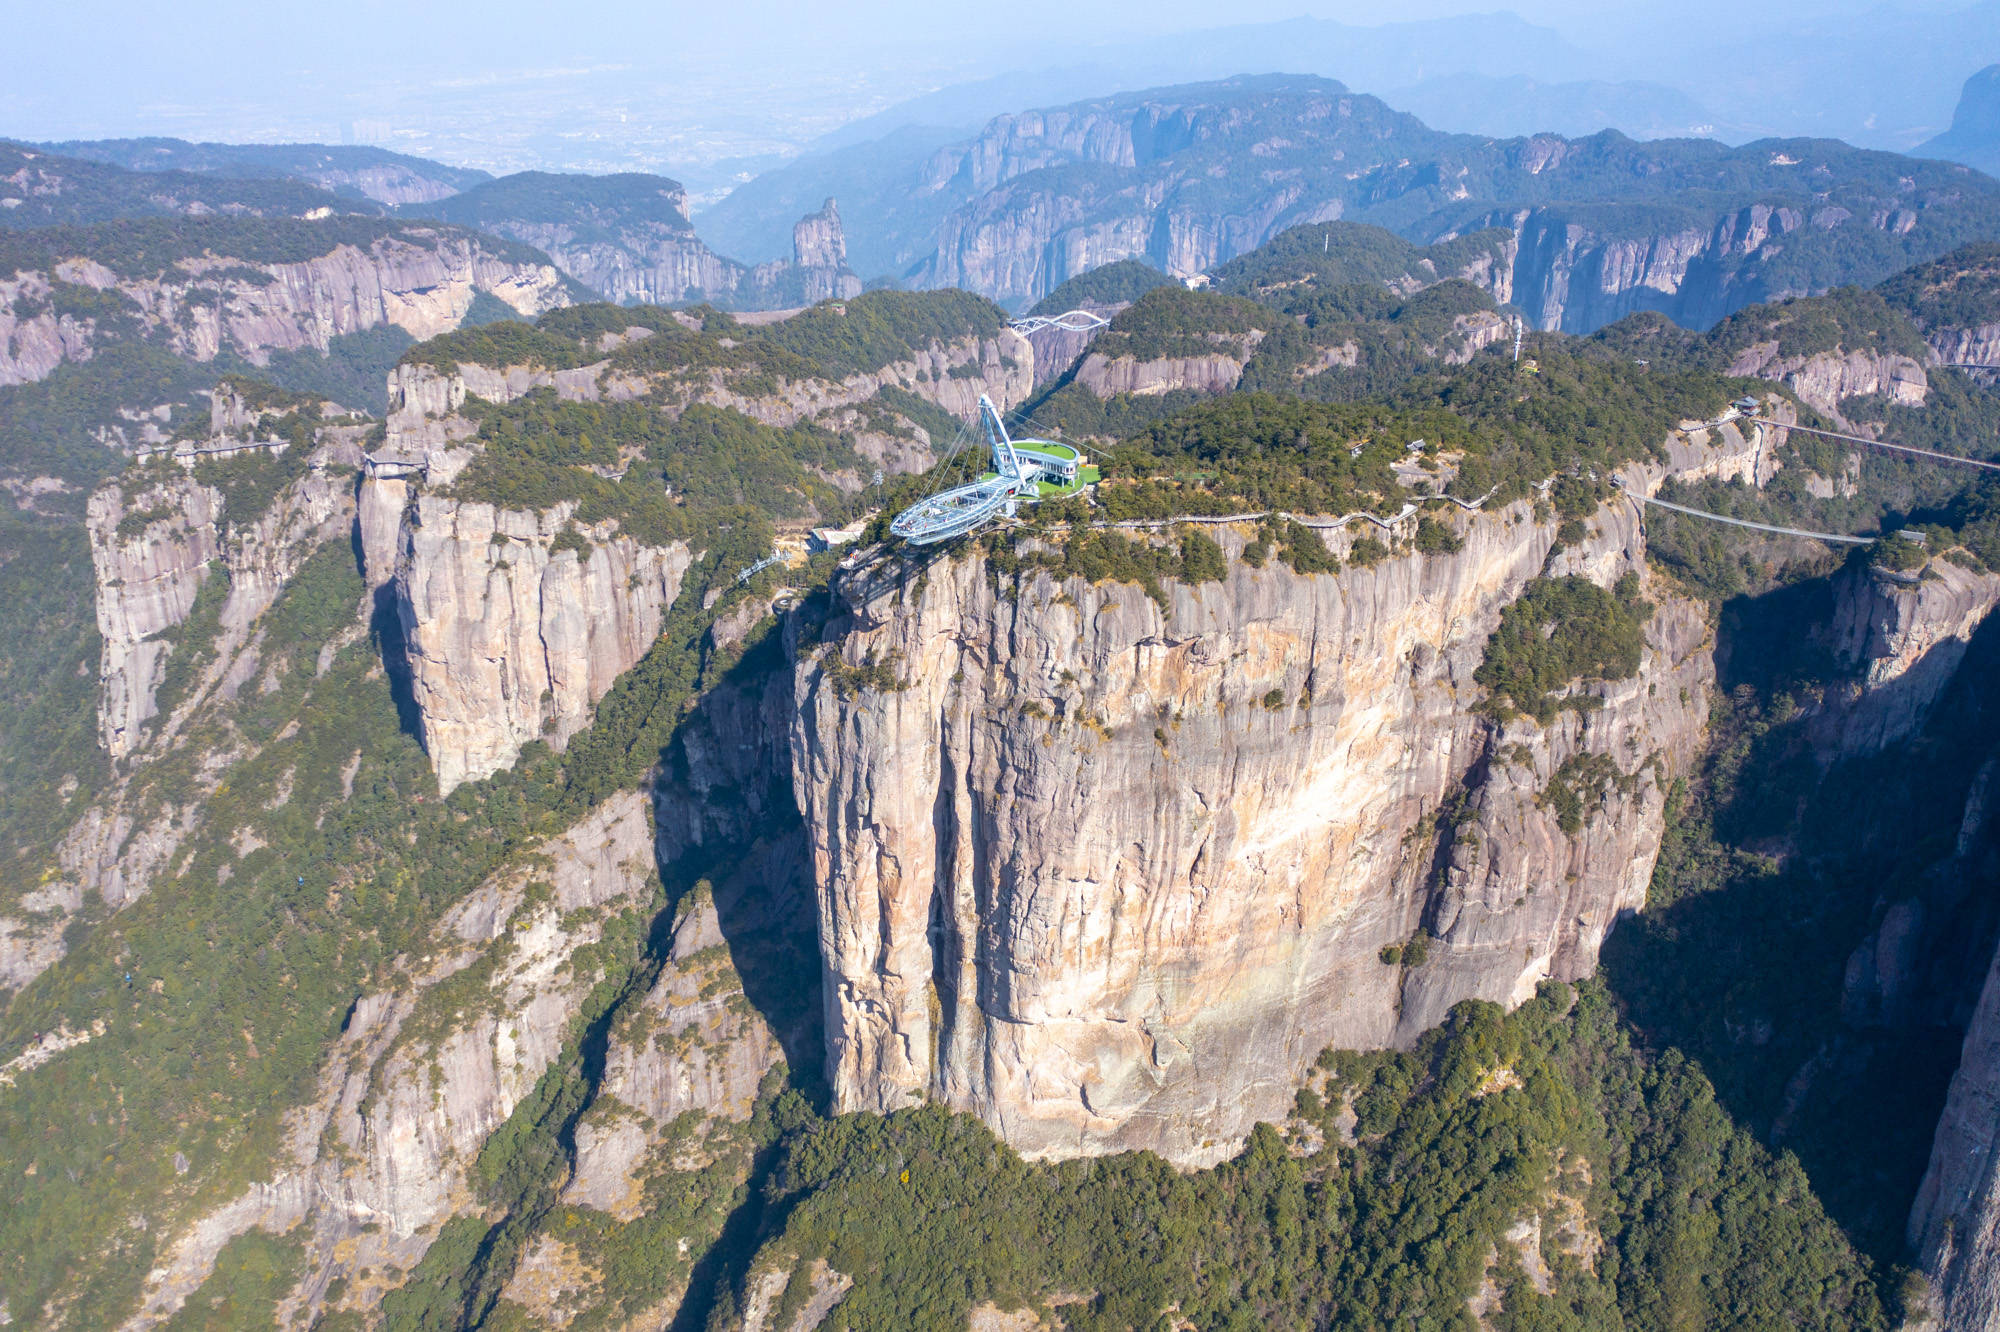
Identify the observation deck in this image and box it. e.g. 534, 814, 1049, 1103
889, 396, 1096, 545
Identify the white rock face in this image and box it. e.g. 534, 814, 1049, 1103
86, 473, 223, 758
1927, 322, 2000, 370
0, 230, 571, 388
369, 319, 1036, 794
1, 414, 364, 996
1726, 342, 1930, 419
791, 497, 1711, 1166
1810, 559, 2000, 759
393, 496, 693, 793
1073, 347, 1252, 398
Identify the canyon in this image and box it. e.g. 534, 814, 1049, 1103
11, 218, 2000, 1326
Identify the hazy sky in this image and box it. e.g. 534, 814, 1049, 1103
3, 0, 1991, 170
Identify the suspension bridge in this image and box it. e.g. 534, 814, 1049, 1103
1615, 406, 2000, 547
1747, 415, 2000, 475
1611, 479, 1874, 545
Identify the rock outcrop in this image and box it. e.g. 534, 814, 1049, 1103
393, 495, 693, 793
0, 227, 572, 388
86, 470, 224, 758
1072, 337, 1260, 399
1809, 558, 2000, 760
366, 317, 1032, 793
123, 792, 670, 1328
1, 407, 362, 995
782, 199, 864, 306
86, 390, 359, 758
790, 493, 1711, 1165
422, 175, 861, 310
123, 622, 812, 1328
1724, 342, 1930, 420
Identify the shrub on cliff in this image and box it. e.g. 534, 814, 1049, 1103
1029, 259, 1176, 316
450, 394, 860, 541
1476, 573, 1653, 722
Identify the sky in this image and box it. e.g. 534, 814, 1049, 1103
3, 0, 1993, 178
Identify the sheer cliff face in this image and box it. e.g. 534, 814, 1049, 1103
394, 496, 694, 793
468, 193, 861, 310
87, 394, 361, 759
489, 221, 742, 307
1914, 940, 2000, 1331
368, 323, 1032, 795
897, 76, 2000, 319
86, 471, 224, 758
0, 229, 571, 387
1811, 560, 2000, 760
791, 502, 1710, 1165
1725, 341, 1929, 421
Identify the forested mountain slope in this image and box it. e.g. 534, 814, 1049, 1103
9, 214, 2000, 1330
32, 138, 492, 207
705, 73, 2000, 328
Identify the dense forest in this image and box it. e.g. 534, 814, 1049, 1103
4, 197, 2000, 1332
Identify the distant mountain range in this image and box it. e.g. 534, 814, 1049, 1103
702, 73, 2000, 327
1920, 65, 2000, 177
33, 138, 490, 205
13, 67, 2000, 335
0, 141, 856, 312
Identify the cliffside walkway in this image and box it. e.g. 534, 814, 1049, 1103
1097, 489, 1495, 534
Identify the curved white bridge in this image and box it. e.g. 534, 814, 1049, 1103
1008, 309, 1113, 335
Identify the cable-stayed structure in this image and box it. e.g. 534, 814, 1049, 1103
889, 395, 1092, 545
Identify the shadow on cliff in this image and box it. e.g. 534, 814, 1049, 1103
1602, 575, 2000, 1270
654, 614, 827, 1103
647, 618, 829, 1331
352, 510, 423, 741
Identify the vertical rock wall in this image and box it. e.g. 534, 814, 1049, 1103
392, 496, 692, 794
790, 501, 1711, 1165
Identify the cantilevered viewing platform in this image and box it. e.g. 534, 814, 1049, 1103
889, 396, 1098, 545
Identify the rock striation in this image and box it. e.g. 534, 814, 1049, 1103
86, 388, 360, 758
0, 404, 363, 995
1724, 341, 1930, 420
392, 495, 693, 793
366, 317, 1032, 793
894, 76, 1999, 320
790, 490, 1712, 1165
0, 227, 572, 388
86, 471, 224, 759
1808, 558, 2000, 760
420, 175, 862, 310
120, 792, 686, 1329
1071, 333, 1263, 400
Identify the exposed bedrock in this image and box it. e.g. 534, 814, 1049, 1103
790, 498, 1712, 1165
1809, 559, 2000, 761
0, 234, 571, 388
390, 494, 693, 794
